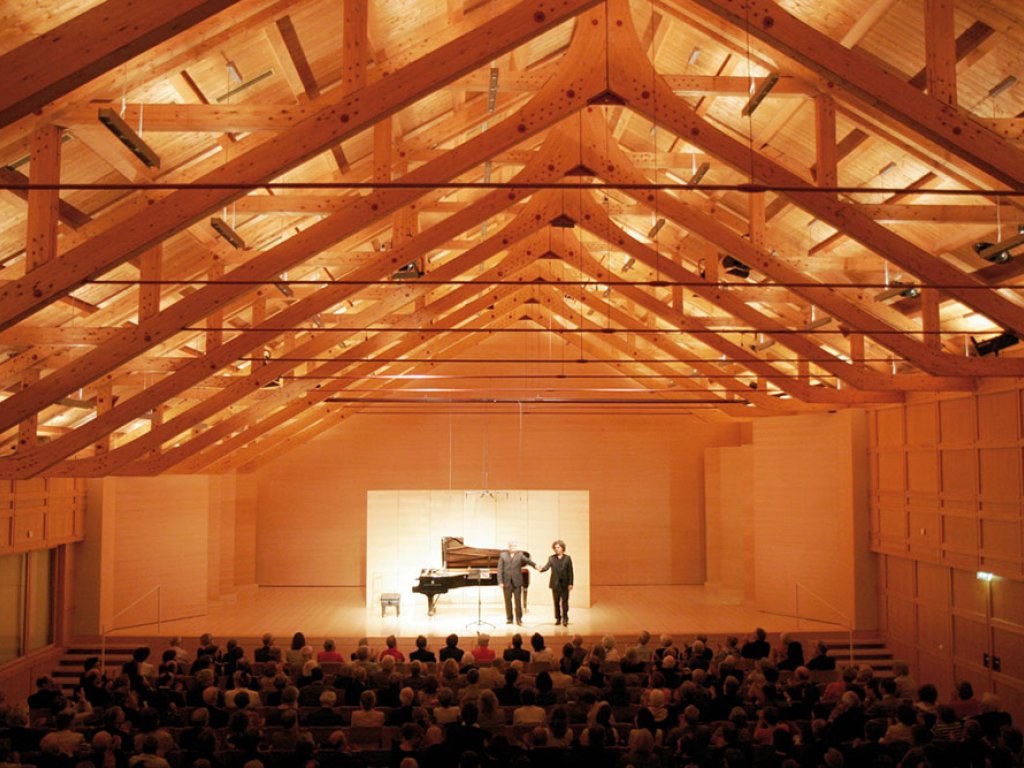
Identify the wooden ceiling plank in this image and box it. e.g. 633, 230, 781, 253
0, 0, 248, 127
685, 0, 1024, 189
0, 0, 605, 331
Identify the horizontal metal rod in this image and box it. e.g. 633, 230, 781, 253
3, 180, 1023, 196
191, 325, 994, 334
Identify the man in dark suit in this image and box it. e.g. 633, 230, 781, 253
538, 539, 574, 626
497, 541, 535, 625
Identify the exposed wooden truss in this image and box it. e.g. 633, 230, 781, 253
2, 0, 1024, 476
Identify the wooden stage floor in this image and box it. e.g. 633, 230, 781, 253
111, 585, 842, 644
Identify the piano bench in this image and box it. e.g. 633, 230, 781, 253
380, 593, 401, 617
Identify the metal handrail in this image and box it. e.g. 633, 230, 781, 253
794, 582, 855, 662
100, 585, 162, 673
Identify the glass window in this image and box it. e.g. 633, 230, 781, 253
27, 549, 53, 651
0, 554, 25, 662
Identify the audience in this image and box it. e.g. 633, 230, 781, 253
2, 628, 1017, 768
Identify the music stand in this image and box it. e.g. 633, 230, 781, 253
465, 567, 494, 633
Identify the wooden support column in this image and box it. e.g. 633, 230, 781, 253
207, 264, 224, 351
672, 250, 684, 313
374, 118, 392, 186
849, 333, 865, 364
148, 404, 166, 459
343, 0, 368, 92
138, 246, 162, 320
749, 192, 766, 249
26, 125, 62, 272
94, 385, 113, 455
814, 95, 837, 191
17, 370, 40, 451
925, 0, 957, 108
251, 296, 267, 374
921, 287, 941, 349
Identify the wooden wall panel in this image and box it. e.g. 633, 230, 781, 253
752, 410, 875, 628
939, 397, 975, 443
907, 449, 939, 492
704, 446, 754, 599
109, 476, 209, 629
0, 478, 85, 555
869, 383, 1024, 724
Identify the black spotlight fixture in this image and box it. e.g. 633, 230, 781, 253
722, 256, 750, 278
973, 241, 1012, 264
971, 332, 1019, 357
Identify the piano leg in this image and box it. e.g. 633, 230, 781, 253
427, 594, 438, 616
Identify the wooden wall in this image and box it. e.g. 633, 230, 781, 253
870, 383, 1024, 720
253, 411, 743, 587
0, 477, 85, 554
754, 410, 874, 628
73, 473, 255, 635
704, 445, 754, 599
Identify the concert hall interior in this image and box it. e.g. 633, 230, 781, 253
2, 0, 1024, 742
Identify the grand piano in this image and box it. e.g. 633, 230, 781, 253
412, 536, 530, 616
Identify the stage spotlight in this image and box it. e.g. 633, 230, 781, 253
722, 256, 750, 278
392, 262, 424, 280
971, 332, 1019, 357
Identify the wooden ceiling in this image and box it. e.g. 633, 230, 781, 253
1, 0, 1024, 476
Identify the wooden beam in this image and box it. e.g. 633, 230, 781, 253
0, 0, 247, 126
0, 167, 90, 229
17, 370, 40, 451
0, 0, 604, 331
813, 95, 837, 190
924, 0, 957, 108
138, 247, 162, 321
921, 287, 941, 350
911, 19, 992, 92
25, 126, 62, 272
343, 0, 369, 93
685, 0, 1024, 189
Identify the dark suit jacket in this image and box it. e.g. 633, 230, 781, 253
497, 550, 535, 588
539, 554, 574, 588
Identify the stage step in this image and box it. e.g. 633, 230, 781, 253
50, 647, 138, 693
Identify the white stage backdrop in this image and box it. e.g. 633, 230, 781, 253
366, 490, 590, 614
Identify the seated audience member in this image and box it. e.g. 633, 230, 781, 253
513, 688, 547, 726
129, 734, 171, 768
254, 632, 281, 663
504, 633, 531, 663
39, 711, 87, 757
621, 727, 660, 768
477, 689, 506, 728
972, 692, 1013, 742
79, 656, 111, 708
351, 689, 386, 727
631, 631, 654, 663
775, 633, 804, 671
892, 660, 917, 700
530, 633, 555, 664
932, 704, 963, 741
403, 659, 428, 690
534, 671, 557, 706
472, 634, 496, 663
559, 642, 580, 675
440, 633, 465, 662
298, 665, 328, 705
304, 689, 341, 726
496, 667, 522, 706
196, 632, 219, 663
654, 634, 676, 662
459, 668, 486, 705
740, 627, 771, 659
915, 682, 940, 726
806, 640, 836, 671
600, 636, 620, 663
822, 665, 858, 704
350, 636, 372, 661
379, 634, 406, 663
446, 701, 490, 755
881, 703, 918, 744
165, 635, 190, 666
950, 679, 983, 720
546, 706, 574, 747
318, 638, 345, 663
28, 675, 63, 712
410, 634, 437, 663
388, 686, 418, 726
434, 686, 461, 724
282, 631, 307, 665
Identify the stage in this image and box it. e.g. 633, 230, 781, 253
108, 584, 843, 644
